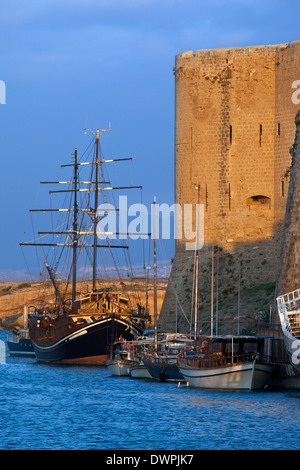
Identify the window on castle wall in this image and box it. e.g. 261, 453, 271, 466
247, 195, 271, 207
259, 125, 262, 146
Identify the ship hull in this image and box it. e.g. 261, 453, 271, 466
106, 359, 138, 376
30, 317, 143, 365
7, 330, 35, 357
129, 363, 152, 379
179, 361, 274, 390
7, 337, 35, 357
143, 357, 184, 382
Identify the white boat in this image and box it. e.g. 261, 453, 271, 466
277, 288, 300, 374
129, 362, 152, 379
178, 336, 274, 390
126, 337, 157, 379
106, 341, 138, 376
179, 359, 273, 390
106, 358, 138, 376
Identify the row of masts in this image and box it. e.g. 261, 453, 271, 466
20, 128, 148, 313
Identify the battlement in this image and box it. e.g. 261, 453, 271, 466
176, 42, 296, 60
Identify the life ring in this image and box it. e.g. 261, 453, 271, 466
124, 343, 133, 351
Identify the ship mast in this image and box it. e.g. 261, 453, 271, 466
72, 148, 78, 307
93, 130, 100, 291
20, 125, 145, 309
153, 198, 158, 353
84, 126, 111, 291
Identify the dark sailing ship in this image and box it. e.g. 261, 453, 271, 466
20, 126, 150, 364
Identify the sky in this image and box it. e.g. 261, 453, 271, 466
1, 0, 300, 281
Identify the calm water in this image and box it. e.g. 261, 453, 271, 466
0, 330, 299, 451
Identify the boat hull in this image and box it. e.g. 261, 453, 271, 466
30, 317, 143, 365
7, 336, 35, 357
129, 363, 152, 379
106, 359, 138, 376
179, 361, 274, 390
143, 358, 184, 382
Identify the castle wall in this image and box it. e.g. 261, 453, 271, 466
276, 111, 300, 296
159, 42, 300, 334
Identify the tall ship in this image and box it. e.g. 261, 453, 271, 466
20, 126, 150, 364
276, 288, 300, 375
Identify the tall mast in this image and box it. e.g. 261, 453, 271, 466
153, 198, 158, 353
194, 252, 199, 349
72, 148, 78, 308
211, 245, 214, 336
84, 126, 111, 291
194, 184, 200, 348
93, 130, 100, 291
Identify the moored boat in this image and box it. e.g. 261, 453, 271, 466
143, 355, 183, 382
106, 340, 138, 376
277, 288, 300, 375
178, 336, 274, 390
129, 362, 152, 379
7, 306, 35, 357
7, 328, 35, 357
127, 337, 156, 379
143, 335, 193, 382
107, 337, 155, 378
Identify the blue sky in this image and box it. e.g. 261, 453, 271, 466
0, 0, 300, 280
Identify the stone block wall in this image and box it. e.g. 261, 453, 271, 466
276, 110, 300, 296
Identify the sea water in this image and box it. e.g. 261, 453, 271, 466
0, 330, 299, 451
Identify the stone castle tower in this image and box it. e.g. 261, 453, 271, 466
159, 42, 300, 334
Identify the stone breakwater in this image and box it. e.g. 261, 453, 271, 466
0, 278, 167, 329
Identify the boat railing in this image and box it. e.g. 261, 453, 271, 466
7, 329, 29, 342
277, 288, 300, 339
142, 353, 178, 365
178, 352, 270, 369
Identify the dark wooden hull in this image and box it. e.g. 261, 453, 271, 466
143, 358, 184, 382
29, 315, 144, 365
7, 336, 35, 357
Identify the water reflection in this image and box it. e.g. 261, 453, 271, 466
177, 389, 300, 430
0, 330, 299, 450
